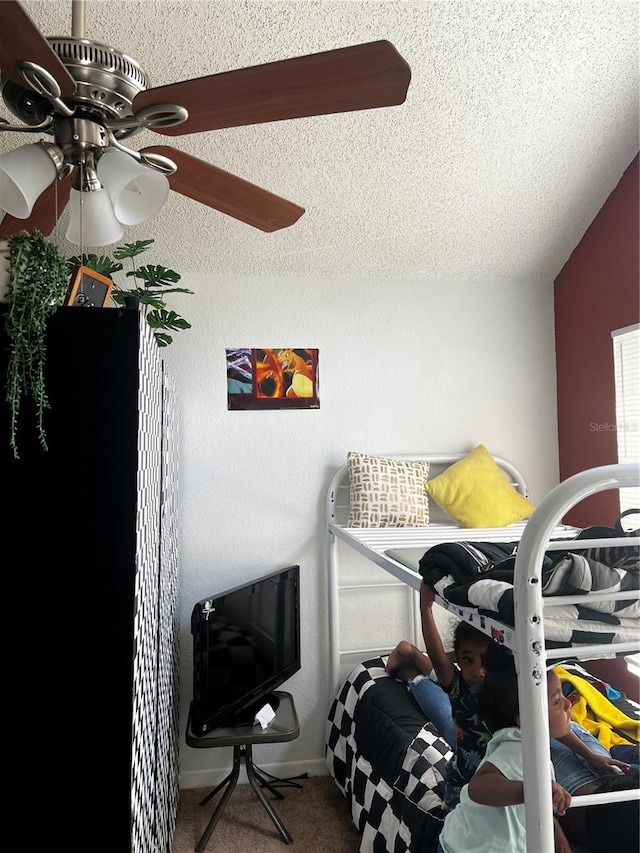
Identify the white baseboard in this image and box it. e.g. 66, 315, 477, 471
178, 758, 329, 790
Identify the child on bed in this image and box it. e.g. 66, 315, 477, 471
437, 642, 574, 853
549, 702, 639, 852
387, 583, 638, 824
385, 582, 492, 811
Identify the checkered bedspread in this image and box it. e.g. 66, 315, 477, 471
325, 657, 452, 853
325, 656, 639, 853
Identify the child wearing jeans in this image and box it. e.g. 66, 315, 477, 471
389, 584, 638, 846
386, 583, 491, 810
549, 711, 638, 852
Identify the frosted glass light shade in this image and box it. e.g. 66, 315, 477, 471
97, 149, 170, 225
65, 188, 124, 246
0, 143, 58, 218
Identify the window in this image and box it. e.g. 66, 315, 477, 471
612, 324, 640, 513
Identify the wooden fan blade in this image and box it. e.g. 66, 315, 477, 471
0, 174, 73, 238
134, 40, 411, 136
142, 146, 304, 232
0, 1, 76, 96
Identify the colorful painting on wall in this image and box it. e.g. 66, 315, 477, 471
226, 348, 320, 410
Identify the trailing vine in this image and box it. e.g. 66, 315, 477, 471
5, 230, 70, 459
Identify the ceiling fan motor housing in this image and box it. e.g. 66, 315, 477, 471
48, 37, 150, 127
1, 37, 150, 137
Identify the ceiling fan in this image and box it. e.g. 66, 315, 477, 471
0, 0, 411, 245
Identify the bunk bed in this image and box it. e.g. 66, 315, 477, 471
325, 451, 639, 852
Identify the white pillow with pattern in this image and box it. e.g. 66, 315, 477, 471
347, 452, 430, 527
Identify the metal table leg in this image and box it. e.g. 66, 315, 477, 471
244, 745, 293, 844
252, 766, 285, 800
195, 745, 242, 853
199, 770, 234, 807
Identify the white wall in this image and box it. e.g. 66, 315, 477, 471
162, 273, 560, 788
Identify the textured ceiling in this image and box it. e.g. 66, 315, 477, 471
1, 0, 638, 280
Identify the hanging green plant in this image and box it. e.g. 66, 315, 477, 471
68, 238, 193, 347
4, 230, 70, 459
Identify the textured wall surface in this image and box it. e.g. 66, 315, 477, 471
160, 272, 559, 787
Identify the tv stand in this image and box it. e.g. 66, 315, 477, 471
186, 690, 300, 852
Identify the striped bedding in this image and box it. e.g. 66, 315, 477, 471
419, 541, 639, 647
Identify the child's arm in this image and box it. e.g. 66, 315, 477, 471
468, 763, 571, 816
420, 582, 455, 689
467, 761, 524, 806
556, 729, 630, 774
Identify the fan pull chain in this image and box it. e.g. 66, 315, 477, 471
53, 178, 59, 243
79, 160, 85, 299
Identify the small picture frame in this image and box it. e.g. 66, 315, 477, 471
65, 265, 114, 308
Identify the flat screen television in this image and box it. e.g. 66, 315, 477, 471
189, 565, 301, 735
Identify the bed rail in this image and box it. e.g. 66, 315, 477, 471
514, 462, 640, 852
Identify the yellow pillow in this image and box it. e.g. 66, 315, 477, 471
426, 445, 536, 528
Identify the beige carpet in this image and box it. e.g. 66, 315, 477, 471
171, 773, 596, 853
172, 774, 362, 853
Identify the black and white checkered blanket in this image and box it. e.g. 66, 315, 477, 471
325, 657, 452, 853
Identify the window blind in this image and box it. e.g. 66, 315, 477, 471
612, 323, 640, 514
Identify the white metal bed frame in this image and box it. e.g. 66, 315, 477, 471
514, 462, 639, 850
326, 454, 639, 852
326, 452, 574, 695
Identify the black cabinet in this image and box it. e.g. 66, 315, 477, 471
3, 307, 180, 852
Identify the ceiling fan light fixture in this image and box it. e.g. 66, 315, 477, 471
0, 1, 411, 238
0, 141, 61, 218
66, 186, 124, 246
97, 148, 170, 225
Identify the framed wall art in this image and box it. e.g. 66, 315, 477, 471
226, 348, 320, 410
